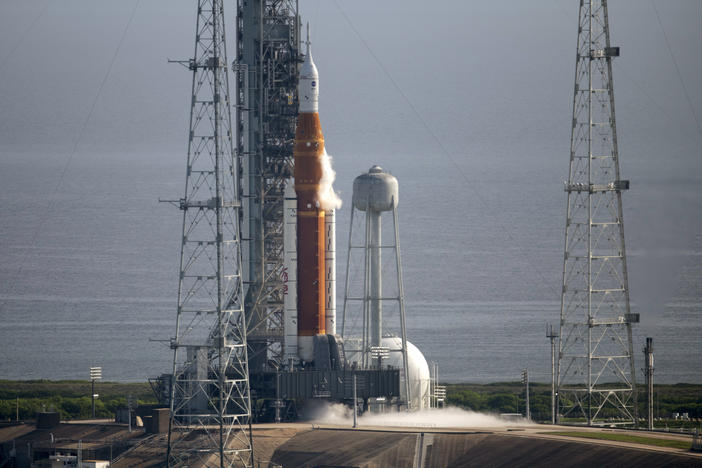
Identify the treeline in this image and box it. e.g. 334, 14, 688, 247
446, 382, 552, 421
644, 383, 702, 419
1, 380, 700, 423
0, 380, 157, 421
446, 382, 702, 422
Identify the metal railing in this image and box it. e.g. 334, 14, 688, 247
692, 428, 702, 452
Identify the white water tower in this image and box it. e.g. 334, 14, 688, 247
342, 166, 430, 410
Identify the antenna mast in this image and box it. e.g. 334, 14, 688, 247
557, 0, 638, 426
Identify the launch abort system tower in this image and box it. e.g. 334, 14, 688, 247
166, 0, 254, 466
557, 0, 638, 426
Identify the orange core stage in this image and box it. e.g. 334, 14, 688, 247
294, 112, 326, 339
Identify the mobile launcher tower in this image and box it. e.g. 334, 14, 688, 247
233, 2, 405, 421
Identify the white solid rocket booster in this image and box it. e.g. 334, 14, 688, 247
325, 209, 336, 335
283, 181, 298, 361
283, 178, 337, 361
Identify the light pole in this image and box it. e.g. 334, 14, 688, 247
547, 325, 558, 424
90, 367, 102, 419
352, 373, 358, 429
644, 338, 654, 430
127, 394, 134, 433
522, 369, 530, 421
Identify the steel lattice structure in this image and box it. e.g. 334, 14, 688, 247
557, 0, 638, 426
166, 0, 254, 465
235, 0, 300, 373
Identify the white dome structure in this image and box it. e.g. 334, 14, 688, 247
381, 336, 431, 410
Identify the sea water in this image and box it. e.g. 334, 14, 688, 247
0, 151, 699, 384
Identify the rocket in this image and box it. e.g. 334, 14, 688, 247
290, 30, 334, 362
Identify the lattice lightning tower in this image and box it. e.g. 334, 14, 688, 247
557, 0, 638, 426
166, 0, 254, 465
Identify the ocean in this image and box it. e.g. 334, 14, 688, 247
0, 0, 700, 384
0, 149, 699, 384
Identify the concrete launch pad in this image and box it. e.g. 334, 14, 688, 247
268, 423, 702, 468
3, 420, 700, 467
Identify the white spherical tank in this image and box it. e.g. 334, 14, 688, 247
352, 165, 399, 212
381, 336, 431, 410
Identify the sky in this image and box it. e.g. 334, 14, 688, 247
0, 0, 700, 381
0, 1, 699, 161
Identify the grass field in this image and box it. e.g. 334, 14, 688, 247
446, 382, 702, 425
541, 431, 693, 450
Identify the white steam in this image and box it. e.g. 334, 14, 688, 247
306, 402, 526, 428
318, 150, 342, 210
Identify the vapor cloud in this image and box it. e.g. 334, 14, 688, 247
306, 402, 527, 428
318, 149, 342, 210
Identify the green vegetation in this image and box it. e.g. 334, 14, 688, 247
2, 380, 701, 426
445, 382, 702, 425
641, 383, 702, 420
0, 380, 157, 421
446, 382, 552, 420
541, 431, 692, 450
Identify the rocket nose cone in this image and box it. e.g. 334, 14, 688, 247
300, 52, 318, 80
299, 51, 319, 113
